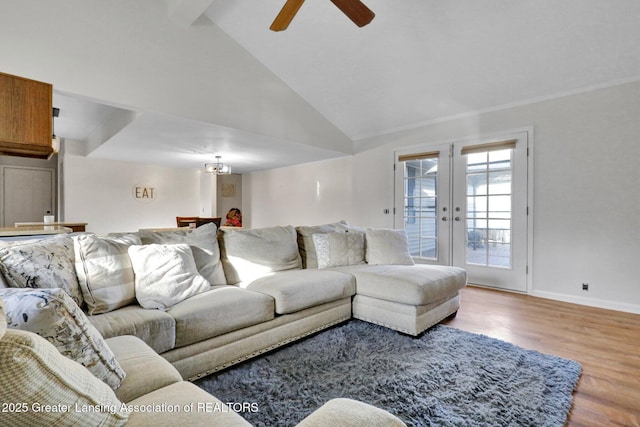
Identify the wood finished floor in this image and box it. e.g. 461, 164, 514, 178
443, 286, 640, 427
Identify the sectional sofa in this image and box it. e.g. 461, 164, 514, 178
0, 221, 466, 426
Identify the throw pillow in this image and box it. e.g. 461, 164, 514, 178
0, 328, 129, 426
312, 231, 366, 268
0, 287, 126, 389
365, 228, 415, 265
138, 223, 226, 285
128, 244, 211, 311
0, 235, 84, 307
74, 234, 141, 315
220, 225, 302, 285
0, 298, 6, 339
295, 221, 350, 269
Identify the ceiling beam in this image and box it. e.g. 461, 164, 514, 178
85, 109, 140, 156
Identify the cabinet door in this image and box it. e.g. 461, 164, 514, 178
0, 72, 53, 157
1, 165, 55, 227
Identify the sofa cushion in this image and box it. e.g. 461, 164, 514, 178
73, 233, 141, 314
0, 328, 129, 426
365, 228, 414, 265
331, 264, 467, 306
167, 286, 275, 348
106, 335, 182, 403
88, 304, 176, 354
0, 234, 84, 306
220, 225, 302, 285
128, 244, 211, 311
1, 287, 126, 389
245, 269, 356, 315
313, 231, 365, 268
137, 223, 226, 285
125, 381, 252, 427
296, 221, 349, 269
297, 398, 407, 427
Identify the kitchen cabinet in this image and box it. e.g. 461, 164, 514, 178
0, 71, 53, 158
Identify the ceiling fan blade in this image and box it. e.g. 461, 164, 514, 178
270, 0, 306, 32
330, 0, 375, 27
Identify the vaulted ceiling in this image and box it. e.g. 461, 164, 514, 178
7, 1, 640, 172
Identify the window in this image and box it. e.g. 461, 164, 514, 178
399, 151, 439, 259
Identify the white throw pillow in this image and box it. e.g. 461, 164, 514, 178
365, 228, 415, 265
138, 223, 227, 285
74, 233, 141, 314
128, 244, 211, 311
0, 287, 126, 389
312, 231, 366, 268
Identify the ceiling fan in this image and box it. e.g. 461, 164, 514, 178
270, 0, 375, 31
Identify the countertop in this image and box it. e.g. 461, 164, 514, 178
14, 222, 88, 227
0, 225, 73, 237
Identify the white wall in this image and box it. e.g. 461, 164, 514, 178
243, 156, 354, 229
243, 81, 640, 314
0, 0, 351, 154
61, 141, 202, 233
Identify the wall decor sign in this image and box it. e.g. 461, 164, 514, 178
222, 183, 235, 197
133, 185, 156, 203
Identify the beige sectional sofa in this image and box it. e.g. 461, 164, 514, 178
0, 220, 466, 426
0, 298, 406, 426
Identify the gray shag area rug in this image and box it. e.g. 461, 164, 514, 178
195, 320, 581, 427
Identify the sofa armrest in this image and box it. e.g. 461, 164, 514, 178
296, 398, 407, 427
125, 381, 252, 427
107, 335, 182, 403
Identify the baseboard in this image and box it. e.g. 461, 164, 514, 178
531, 290, 640, 315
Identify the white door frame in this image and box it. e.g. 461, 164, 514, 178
394, 126, 534, 294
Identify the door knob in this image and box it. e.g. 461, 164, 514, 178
454, 217, 461, 221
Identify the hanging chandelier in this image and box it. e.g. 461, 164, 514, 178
204, 155, 231, 175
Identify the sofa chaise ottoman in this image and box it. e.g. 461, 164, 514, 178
295, 222, 467, 335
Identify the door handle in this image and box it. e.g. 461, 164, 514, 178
454, 217, 461, 221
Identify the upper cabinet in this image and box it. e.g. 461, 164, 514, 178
0, 72, 53, 159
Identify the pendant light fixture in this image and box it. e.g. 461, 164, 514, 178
204, 155, 231, 174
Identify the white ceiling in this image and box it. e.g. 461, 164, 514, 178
52, 0, 640, 172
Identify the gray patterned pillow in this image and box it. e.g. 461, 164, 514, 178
312, 231, 366, 268
74, 234, 141, 315
0, 235, 83, 307
0, 298, 6, 339
0, 287, 126, 389
296, 221, 350, 269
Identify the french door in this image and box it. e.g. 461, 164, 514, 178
395, 132, 529, 292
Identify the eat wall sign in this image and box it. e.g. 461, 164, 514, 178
132, 185, 156, 203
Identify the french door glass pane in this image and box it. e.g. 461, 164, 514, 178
403, 158, 438, 260
465, 149, 513, 268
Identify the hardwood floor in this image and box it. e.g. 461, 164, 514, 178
443, 286, 640, 427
